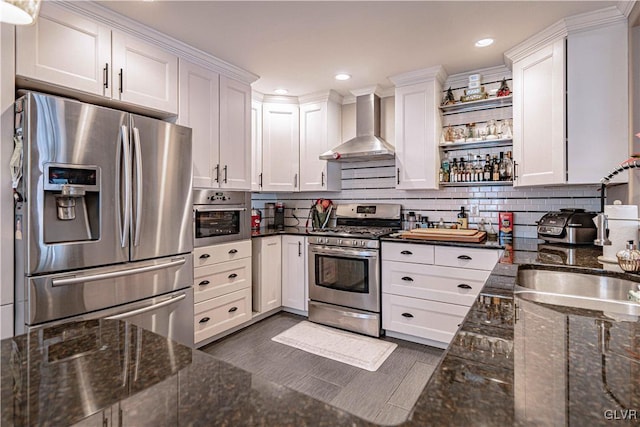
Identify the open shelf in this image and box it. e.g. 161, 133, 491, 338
440, 138, 512, 152
439, 181, 513, 187
440, 95, 513, 115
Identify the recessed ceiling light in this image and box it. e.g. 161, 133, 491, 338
335, 73, 351, 81
274, 89, 288, 95
475, 38, 494, 48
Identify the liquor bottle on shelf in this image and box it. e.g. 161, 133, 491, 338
483, 154, 492, 181
451, 158, 458, 182
457, 206, 469, 229
439, 168, 444, 183
474, 155, 483, 182
459, 158, 466, 182
504, 151, 514, 181
498, 151, 507, 181
492, 155, 500, 181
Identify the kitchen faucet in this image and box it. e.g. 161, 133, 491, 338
593, 157, 640, 246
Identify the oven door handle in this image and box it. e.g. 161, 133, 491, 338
195, 207, 247, 213
309, 246, 379, 258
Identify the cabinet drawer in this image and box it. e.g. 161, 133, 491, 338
194, 258, 251, 303
194, 240, 251, 267
194, 288, 251, 343
382, 294, 467, 344
382, 261, 488, 306
382, 242, 434, 264
434, 246, 500, 271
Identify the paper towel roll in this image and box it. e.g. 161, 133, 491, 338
601, 204, 639, 263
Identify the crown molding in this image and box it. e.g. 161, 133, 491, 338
388, 65, 447, 88
262, 94, 299, 105
342, 95, 356, 105
378, 86, 395, 98
616, 0, 636, 17
53, 1, 259, 85
298, 89, 343, 105
504, 6, 627, 67
252, 91, 265, 102
349, 86, 383, 98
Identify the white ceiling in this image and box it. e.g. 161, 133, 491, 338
98, 1, 626, 97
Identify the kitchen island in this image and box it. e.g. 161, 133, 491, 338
2, 239, 639, 426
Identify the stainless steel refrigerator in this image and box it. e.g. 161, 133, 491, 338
13, 91, 194, 346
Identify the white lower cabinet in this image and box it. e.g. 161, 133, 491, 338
281, 235, 307, 312
193, 240, 252, 345
252, 235, 282, 313
382, 242, 499, 346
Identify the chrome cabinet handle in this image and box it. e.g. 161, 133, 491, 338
228, 306, 238, 313
400, 250, 413, 255
294, 173, 298, 188
458, 284, 472, 289
513, 161, 518, 181
229, 249, 238, 254
214, 164, 219, 183
198, 280, 210, 286
199, 253, 210, 259
401, 312, 414, 318
457, 255, 472, 260
103, 63, 109, 89
199, 317, 210, 324
118, 68, 123, 94
228, 273, 238, 279
298, 241, 302, 256
223, 165, 228, 183
397, 168, 400, 185
401, 276, 414, 282
321, 171, 325, 187
259, 172, 263, 187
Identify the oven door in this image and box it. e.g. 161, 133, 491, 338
193, 206, 249, 247
308, 244, 380, 313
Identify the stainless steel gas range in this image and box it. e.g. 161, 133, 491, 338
307, 203, 401, 337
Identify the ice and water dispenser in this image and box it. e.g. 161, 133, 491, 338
43, 164, 101, 243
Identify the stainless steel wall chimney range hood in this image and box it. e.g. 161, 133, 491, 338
320, 92, 394, 162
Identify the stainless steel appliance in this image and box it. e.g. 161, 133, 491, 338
13, 91, 194, 346
193, 189, 250, 247
308, 203, 401, 337
537, 208, 597, 244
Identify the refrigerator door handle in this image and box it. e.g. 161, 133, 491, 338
51, 257, 187, 287
106, 292, 187, 320
132, 126, 143, 247
120, 125, 131, 248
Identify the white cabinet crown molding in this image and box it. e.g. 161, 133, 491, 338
262, 94, 299, 104
252, 91, 265, 102
389, 65, 447, 88
298, 89, 343, 105
504, 5, 626, 66
56, 0, 258, 85
616, 0, 637, 17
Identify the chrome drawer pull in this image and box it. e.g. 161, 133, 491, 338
199, 317, 210, 324
198, 280, 210, 286
229, 249, 238, 254
458, 284, 472, 289
228, 306, 238, 313
401, 276, 414, 282
401, 312, 414, 318
457, 255, 472, 260
228, 273, 238, 279
199, 254, 211, 259
400, 250, 413, 255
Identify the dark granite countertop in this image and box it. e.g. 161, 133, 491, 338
3, 239, 639, 426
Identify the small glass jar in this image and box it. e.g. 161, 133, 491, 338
616, 240, 640, 272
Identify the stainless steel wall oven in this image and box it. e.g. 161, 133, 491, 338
193, 189, 250, 247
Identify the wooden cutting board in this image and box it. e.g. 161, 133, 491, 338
408, 228, 479, 236
400, 229, 487, 243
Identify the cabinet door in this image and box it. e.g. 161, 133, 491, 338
395, 81, 440, 189
512, 39, 565, 187
299, 101, 342, 192
16, 4, 111, 97
178, 59, 220, 188
251, 236, 282, 313
282, 235, 307, 311
251, 99, 263, 191
111, 31, 178, 115
262, 103, 300, 192
219, 76, 251, 190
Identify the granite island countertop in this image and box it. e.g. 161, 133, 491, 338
2, 239, 639, 426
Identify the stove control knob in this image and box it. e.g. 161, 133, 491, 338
360, 240, 366, 247
337, 239, 343, 245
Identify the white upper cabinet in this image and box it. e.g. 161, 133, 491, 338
251, 97, 264, 191
299, 91, 342, 192
219, 76, 252, 189
511, 39, 566, 187
178, 59, 220, 189
507, 10, 629, 186
111, 32, 178, 115
261, 100, 300, 192
16, 4, 111, 98
390, 66, 446, 190
179, 61, 251, 190
16, 3, 178, 115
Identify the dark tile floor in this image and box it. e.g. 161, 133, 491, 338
200, 312, 444, 425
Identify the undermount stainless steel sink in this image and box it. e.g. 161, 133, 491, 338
515, 268, 640, 317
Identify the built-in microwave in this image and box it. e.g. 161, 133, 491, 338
193, 189, 251, 247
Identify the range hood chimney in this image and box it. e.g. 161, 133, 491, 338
320, 90, 394, 162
